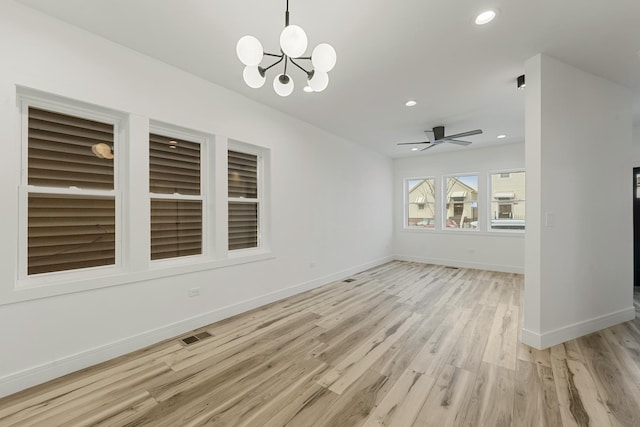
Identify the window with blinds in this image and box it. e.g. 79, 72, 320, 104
26, 106, 116, 275
228, 150, 259, 250
149, 133, 203, 260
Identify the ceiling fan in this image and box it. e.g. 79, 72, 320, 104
397, 126, 483, 151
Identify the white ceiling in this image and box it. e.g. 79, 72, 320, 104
15, 0, 640, 158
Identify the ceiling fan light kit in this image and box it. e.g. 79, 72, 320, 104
236, 0, 336, 96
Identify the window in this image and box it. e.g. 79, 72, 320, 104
406, 178, 436, 228
149, 131, 204, 260
228, 150, 260, 250
444, 175, 478, 229
22, 105, 119, 276
490, 171, 525, 230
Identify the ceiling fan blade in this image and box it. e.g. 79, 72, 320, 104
397, 141, 431, 145
420, 143, 438, 151
446, 139, 472, 146
443, 129, 483, 140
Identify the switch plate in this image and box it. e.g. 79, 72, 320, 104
545, 212, 554, 227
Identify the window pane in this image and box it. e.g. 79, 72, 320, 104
490, 171, 525, 230
228, 202, 258, 250
228, 150, 257, 198
28, 107, 114, 190
28, 194, 115, 275
150, 199, 202, 260
407, 178, 435, 228
445, 176, 478, 229
149, 134, 201, 195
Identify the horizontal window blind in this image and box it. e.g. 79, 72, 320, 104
228, 202, 258, 250
228, 150, 257, 198
228, 150, 259, 251
28, 107, 114, 190
151, 199, 202, 260
150, 134, 200, 195
28, 194, 115, 275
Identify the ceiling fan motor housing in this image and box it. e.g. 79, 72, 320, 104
433, 126, 445, 140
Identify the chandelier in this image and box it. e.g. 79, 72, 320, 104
236, 0, 337, 96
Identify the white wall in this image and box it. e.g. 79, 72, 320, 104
393, 143, 525, 273
633, 124, 640, 165
0, 2, 393, 397
523, 54, 634, 349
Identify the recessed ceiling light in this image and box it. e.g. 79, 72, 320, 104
475, 10, 496, 25
303, 86, 314, 93
497, 134, 507, 139
405, 100, 417, 107
411, 148, 419, 151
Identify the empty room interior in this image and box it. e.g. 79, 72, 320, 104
1, 0, 640, 426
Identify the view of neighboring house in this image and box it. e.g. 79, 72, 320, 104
490, 171, 525, 230
407, 176, 478, 229
408, 172, 525, 230
407, 178, 436, 227
445, 176, 478, 228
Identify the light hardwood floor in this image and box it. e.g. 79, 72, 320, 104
1, 261, 640, 426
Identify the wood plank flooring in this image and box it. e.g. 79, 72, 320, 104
1, 262, 640, 426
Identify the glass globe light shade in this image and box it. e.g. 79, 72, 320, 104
308, 71, 329, 92
273, 74, 294, 97
236, 35, 263, 66
311, 43, 336, 72
279, 25, 308, 58
243, 66, 265, 88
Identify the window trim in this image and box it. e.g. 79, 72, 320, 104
149, 122, 208, 263
487, 169, 526, 233
7, 89, 274, 305
227, 140, 270, 255
404, 176, 437, 230
17, 91, 125, 285
442, 173, 480, 232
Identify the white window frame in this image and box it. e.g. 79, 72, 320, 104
442, 173, 480, 232
16, 90, 126, 287
149, 122, 208, 264
487, 169, 526, 233
227, 140, 270, 256
6, 89, 275, 306
404, 177, 437, 230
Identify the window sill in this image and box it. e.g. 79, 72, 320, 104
4, 250, 275, 306
400, 228, 525, 238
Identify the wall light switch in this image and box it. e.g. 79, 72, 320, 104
545, 212, 554, 227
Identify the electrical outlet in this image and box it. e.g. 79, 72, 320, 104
188, 287, 201, 297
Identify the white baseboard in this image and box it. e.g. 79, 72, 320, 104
0, 255, 393, 398
520, 306, 636, 349
393, 254, 524, 274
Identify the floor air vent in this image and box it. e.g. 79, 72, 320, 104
181, 331, 212, 346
